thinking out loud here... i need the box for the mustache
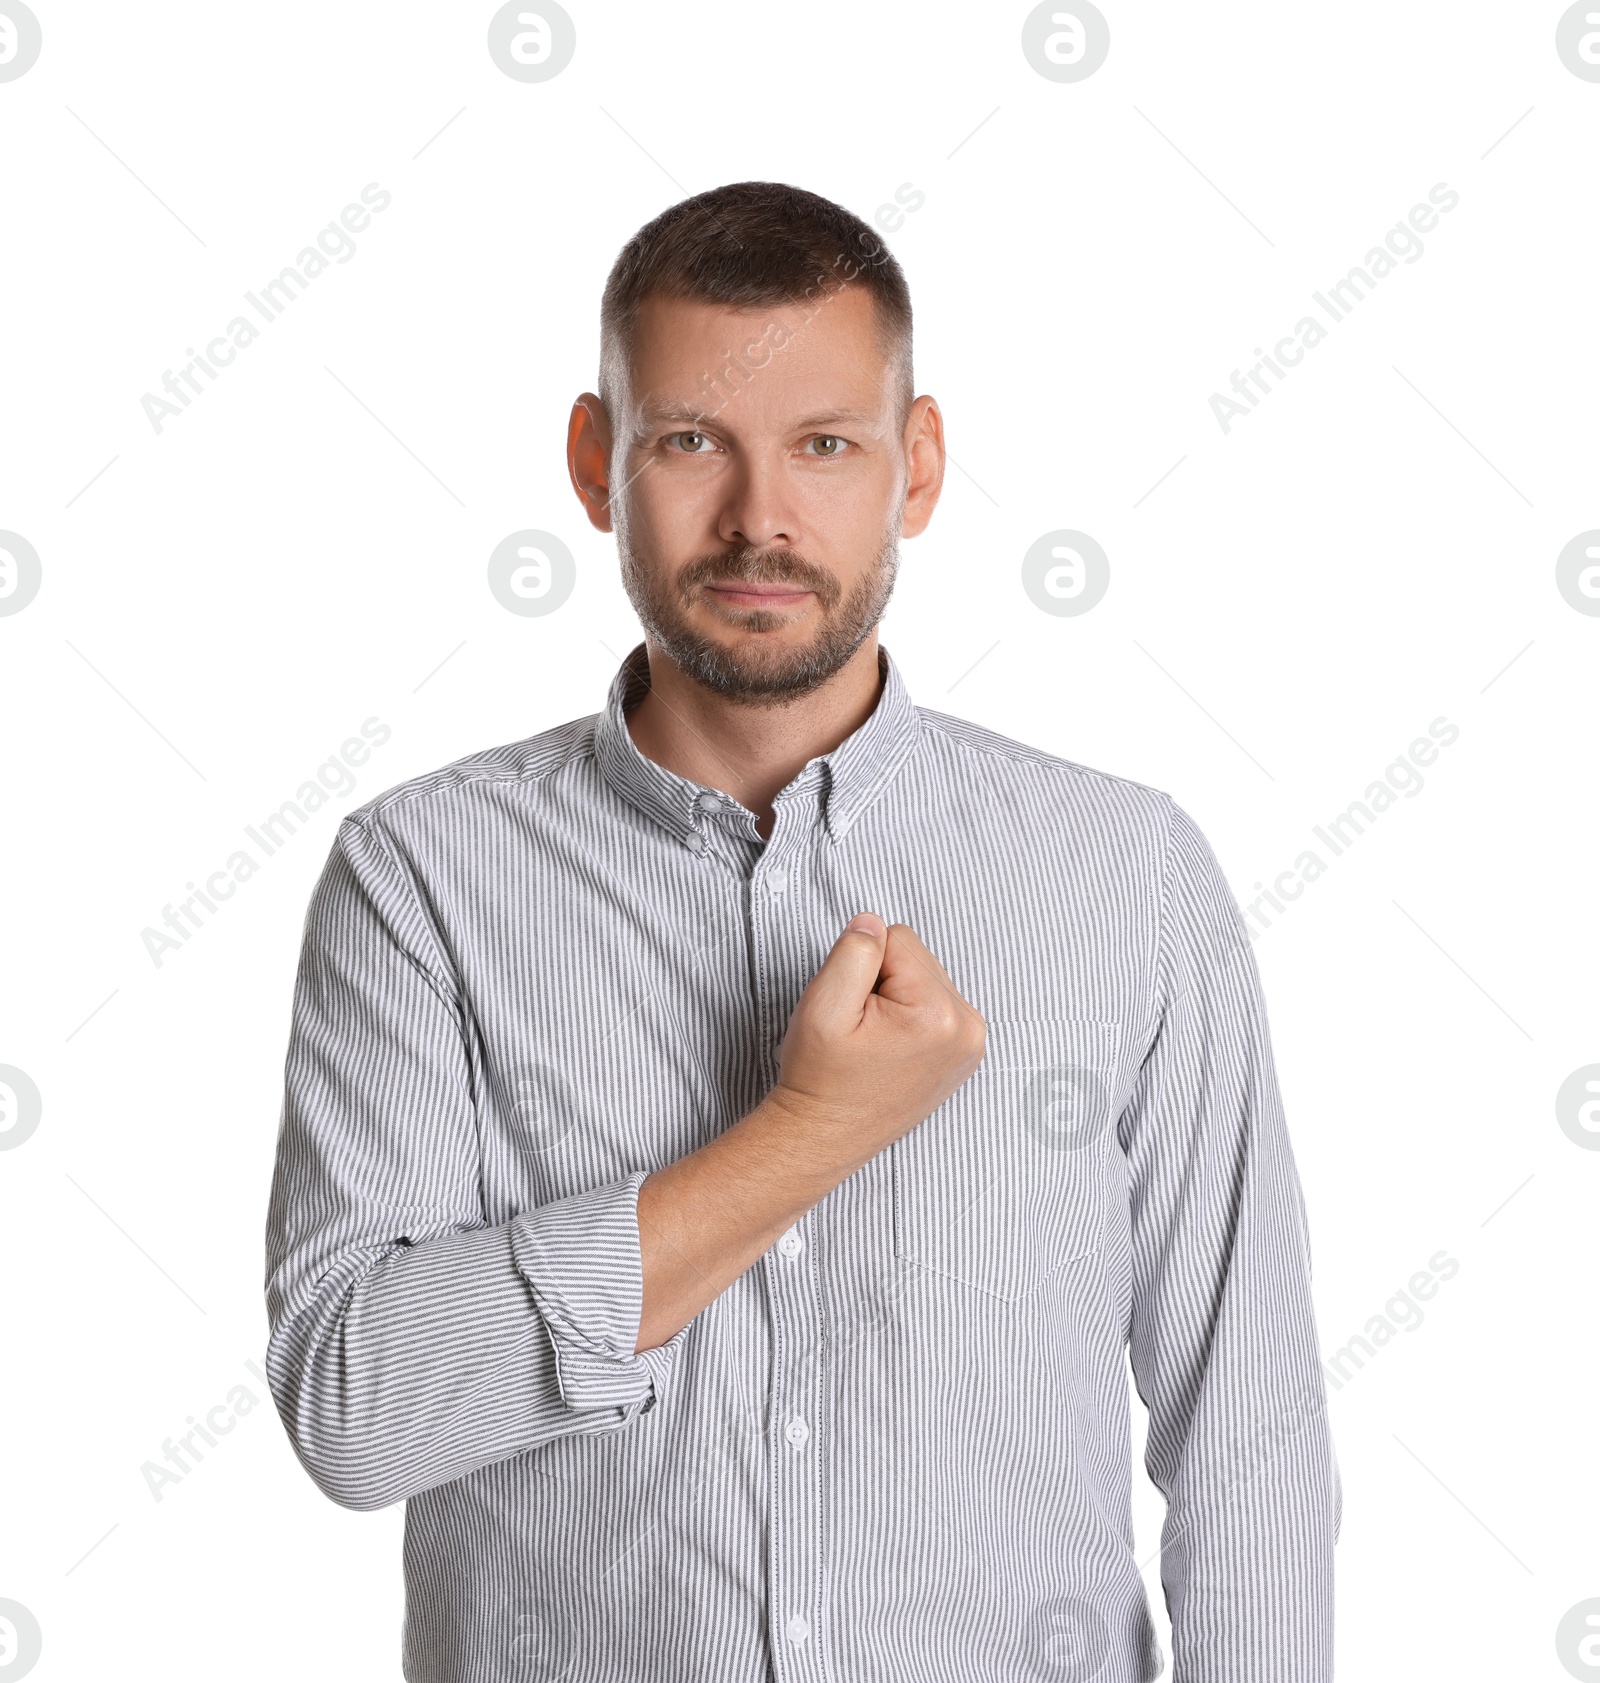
[680,547,838,601]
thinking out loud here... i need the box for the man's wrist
[747,1084,877,1190]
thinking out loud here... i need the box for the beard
[615,508,901,707]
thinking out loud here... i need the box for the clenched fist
[767,912,988,1174]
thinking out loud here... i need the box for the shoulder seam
[1149,792,1179,1025]
[345,716,597,828]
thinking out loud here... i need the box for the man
[264,180,1339,1682]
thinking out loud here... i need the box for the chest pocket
[890,1017,1121,1302]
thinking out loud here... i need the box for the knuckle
[929,999,965,1042]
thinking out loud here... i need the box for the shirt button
[784,1416,810,1448]
[695,791,721,813]
[785,1614,809,1645]
[777,1230,803,1259]
[767,868,788,896]
[684,829,705,852]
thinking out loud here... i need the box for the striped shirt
[263,637,1340,1683]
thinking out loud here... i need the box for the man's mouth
[703,581,814,608]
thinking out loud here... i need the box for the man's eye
[806,435,848,457]
[668,431,712,453]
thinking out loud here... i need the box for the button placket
[755,801,829,1681]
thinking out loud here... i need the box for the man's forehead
[623,289,895,418]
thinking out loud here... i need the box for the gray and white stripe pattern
[263,637,1340,1682]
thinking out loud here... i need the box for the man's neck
[624,636,885,841]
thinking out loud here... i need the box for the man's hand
[766,912,988,1171]
[635,912,985,1352]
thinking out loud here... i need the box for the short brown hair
[599,180,914,428]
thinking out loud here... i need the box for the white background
[2,2,1597,1678]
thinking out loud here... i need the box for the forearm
[635,1088,868,1352]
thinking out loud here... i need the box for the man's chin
[658,621,853,704]
[699,609,810,640]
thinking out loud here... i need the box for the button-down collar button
[784,1614,809,1645]
[695,791,721,813]
[684,829,706,853]
[777,1230,803,1259]
[784,1416,810,1448]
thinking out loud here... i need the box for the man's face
[578,285,938,705]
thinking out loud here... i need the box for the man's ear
[900,395,945,540]
[567,393,614,534]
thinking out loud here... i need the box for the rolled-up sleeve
[263,814,689,1513]
[510,1175,687,1413]
[1118,798,1341,1682]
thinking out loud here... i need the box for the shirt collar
[592,639,922,848]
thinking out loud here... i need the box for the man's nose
[716,460,798,553]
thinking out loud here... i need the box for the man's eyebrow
[635,403,715,427]
[788,409,878,430]
[633,404,880,430]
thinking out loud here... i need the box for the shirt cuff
[509,1169,689,1420]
